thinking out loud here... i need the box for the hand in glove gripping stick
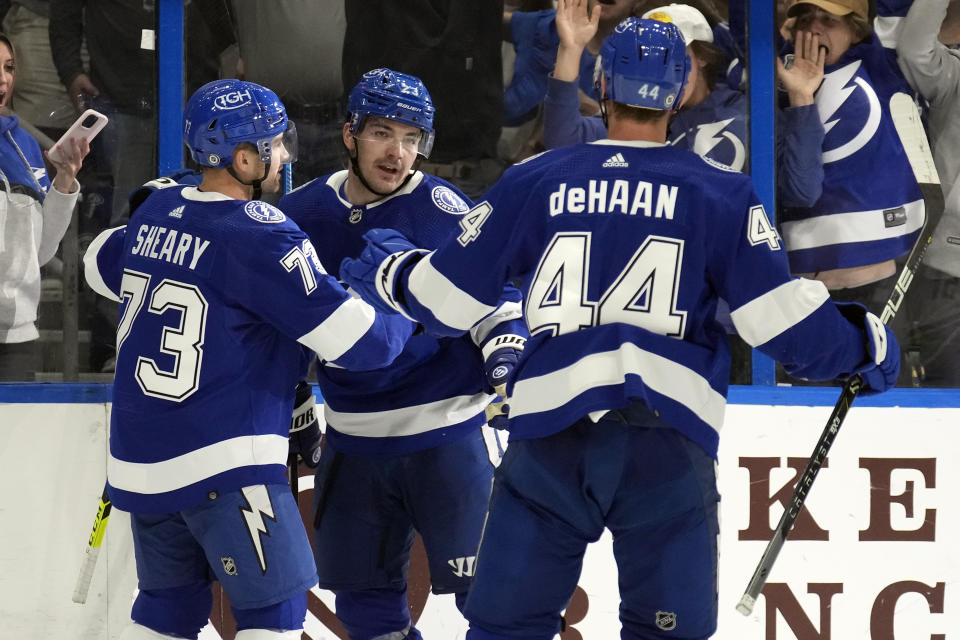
[483,346,522,430]
[289,381,323,467]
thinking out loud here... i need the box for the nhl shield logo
[655,611,676,631]
[221,557,238,576]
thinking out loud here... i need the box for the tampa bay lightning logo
[815,60,881,164]
[690,118,746,172]
[431,186,469,214]
[244,200,286,223]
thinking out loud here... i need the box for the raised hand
[776,30,826,106]
[554,0,601,82]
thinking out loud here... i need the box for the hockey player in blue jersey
[340,20,901,640]
[276,68,528,640]
[544,0,749,171]
[82,79,415,640]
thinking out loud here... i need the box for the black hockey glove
[289,381,322,467]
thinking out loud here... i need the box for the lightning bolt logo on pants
[240,485,276,574]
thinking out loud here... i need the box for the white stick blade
[72,546,100,604]
[889,92,940,186]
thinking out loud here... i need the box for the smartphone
[47,109,108,162]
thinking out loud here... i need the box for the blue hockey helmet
[183,79,297,168]
[346,68,436,158]
[594,17,691,111]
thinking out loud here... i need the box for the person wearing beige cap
[776,0,925,385]
[781,0,871,65]
[543,0,747,171]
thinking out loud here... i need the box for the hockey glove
[339,228,426,316]
[836,302,900,395]
[483,346,522,430]
[289,381,323,468]
[485,394,510,431]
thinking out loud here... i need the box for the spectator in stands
[49,0,155,227]
[543,1,747,171]
[504,0,636,128]
[776,0,924,309]
[0,32,90,380]
[3,1,73,137]
[230,0,346,189]
[895,0,960,386]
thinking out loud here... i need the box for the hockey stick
[736,92,944,616]
[288,451,300,499]
[72,485,113,604]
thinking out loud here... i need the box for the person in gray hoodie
[896,0,960,386]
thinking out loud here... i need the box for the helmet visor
[354,119,434,159]
[258,120,299,165]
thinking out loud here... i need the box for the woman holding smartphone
[0,32,91,380]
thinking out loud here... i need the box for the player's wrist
[374,249,428,318]
[481,334,526,361]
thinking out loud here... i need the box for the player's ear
[232,145,255,173]
[342,123,355,152]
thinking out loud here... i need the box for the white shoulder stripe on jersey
[298,297,376,363]
[82,226,125,302]
[510,341,726,434]
[470,300,523,345]
[730,278,830,347]
[780,198,924,251]
[324,392,492,437]
[408,255,498,332]
[108,434,288,495]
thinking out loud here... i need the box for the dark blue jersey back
[397,141,871,457]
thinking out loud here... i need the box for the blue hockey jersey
[83,186,414,512]
[779,37,924,273]
[667,84,748,172]
[278,171,527,455]
[381,141,874,458]
[542,75,748,172]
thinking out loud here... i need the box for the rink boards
[1,385,958,639]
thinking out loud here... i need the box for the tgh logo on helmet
[214,89,253,111]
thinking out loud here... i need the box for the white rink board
[2,400,958,639]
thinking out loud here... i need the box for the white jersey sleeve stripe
[82,226,123,302]
[510,341,726,434]
[298,297,376,362]
[780,198,924,250]
[108,434,288,495]
[730,278,831,347]
[324,392,493,437]
[470,301,523,345]
[408,255,498,331]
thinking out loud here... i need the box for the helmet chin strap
[348,138,417,200]
[227,163,269,201]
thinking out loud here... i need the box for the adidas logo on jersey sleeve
[602,153,629,168]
